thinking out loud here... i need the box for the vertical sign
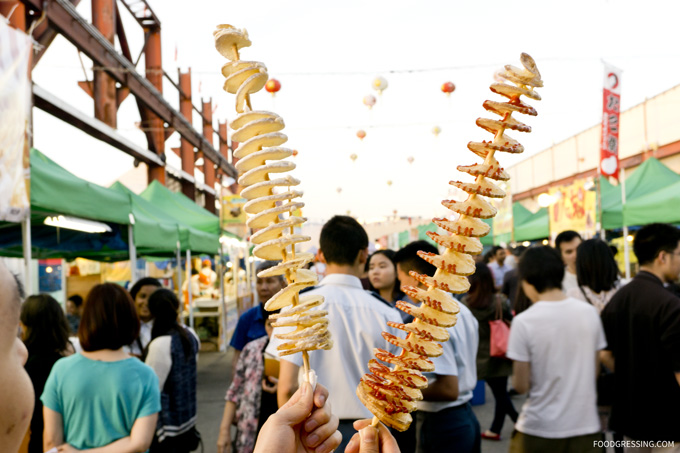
[600,64,622,181]
[0,20,32,221]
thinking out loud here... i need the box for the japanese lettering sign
[600,64,622,181]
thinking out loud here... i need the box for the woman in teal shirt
[42,283,161,452]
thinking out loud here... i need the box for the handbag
[489,294,511,358]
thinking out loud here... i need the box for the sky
[31,0,680,224]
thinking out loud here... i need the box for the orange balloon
[266,78,281,94]
[356,130,366,140]
[441,81,455,94]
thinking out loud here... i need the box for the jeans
[486,376,519,434]
[418,402,481,453]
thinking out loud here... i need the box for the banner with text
[0,21,32,221]
[600,64,622,181]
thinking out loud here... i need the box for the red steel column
[179,69,195,200]
[92,0,117,127]
[145,26,166,185]
[0,2,26,29]
[218,121,230,161]
[219,121,240,194]
[202,99,216,213]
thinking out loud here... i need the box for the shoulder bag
[489,294,511,358]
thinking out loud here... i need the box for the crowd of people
[2,218,680,453]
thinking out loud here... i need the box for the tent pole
[176,242,184,324]
[187,250,194,330]
[128,224,137,284]
[219,243,226,352]
[22,216,32,296]
[621,168,631,279]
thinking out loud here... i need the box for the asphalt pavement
[195,350,525,453]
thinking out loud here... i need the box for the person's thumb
[276,382,313,425]
[358,426,380,453]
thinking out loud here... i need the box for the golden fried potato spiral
[357,53,542,432]
[214,25,332,369]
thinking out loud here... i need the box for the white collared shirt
[266,273,402,419]
[418,303,479,412]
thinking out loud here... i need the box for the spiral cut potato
[357,53,542,432]
[214,25,332,368]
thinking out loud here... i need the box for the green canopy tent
[110,183,218,255]
[140,180,220,236]
[514,206,549,242]
[623,178,680,227]
[0,149,133,260]
[481,217,494,246]
[601,158,680,230]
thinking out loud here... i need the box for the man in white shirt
[417,303,480,453]
[267,215,402,452]
[488,246,511,291]
[396,240,481,453]
[507,246,605,453]
[554,230,582,294]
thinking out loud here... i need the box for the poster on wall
[549,179,597,238]
[0,20,32,222]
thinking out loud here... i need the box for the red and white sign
[600,64,622,181]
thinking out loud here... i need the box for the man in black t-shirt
[601,223,680,443]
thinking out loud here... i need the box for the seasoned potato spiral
[357,53,543,432]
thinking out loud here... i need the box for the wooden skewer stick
[232,44,253,111]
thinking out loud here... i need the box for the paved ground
[195,350,526,452]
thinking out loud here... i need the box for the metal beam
[33,83,219,196]
[33,83,164,166]
[20,0,236,179]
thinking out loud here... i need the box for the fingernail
[305,419,319,432]
[360,427,376,443]
[307,433,319,446]
[318,393,326,406]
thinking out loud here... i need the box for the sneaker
[481,431,501,441]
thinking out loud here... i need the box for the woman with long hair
[42,283,160,452]
[145,289,200,453]
[217,312,279,453]
[567,238,623,313]
[462,262,518,441]
[367,250,405,304]
[20,294,73,453]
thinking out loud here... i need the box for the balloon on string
[356,129,366,140]
[407,156,414,164]
[432,126,441,136]
[350,153,358,162]
[363,95,376,109]
[336,187,342,194]
[292,149,299,157]
[372,76,388,94]
[387,180,393,187]
[441,81,455,96]
[265,78,281,95]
